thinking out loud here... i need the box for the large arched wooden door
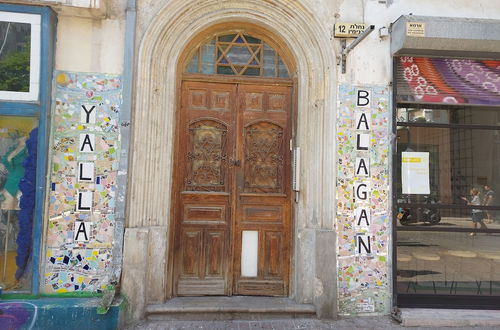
[171,31,293,296]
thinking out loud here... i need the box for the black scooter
[397,195,441,226]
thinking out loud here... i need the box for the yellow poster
[401,151,430,194]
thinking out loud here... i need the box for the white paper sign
[356,89,371,108]
[355,157,370,177]
[401,152,430,194]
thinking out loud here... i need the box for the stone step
[145,296,317,321]
[399,308,500,327]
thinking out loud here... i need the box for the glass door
[394,105,500,308]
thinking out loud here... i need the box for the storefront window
[0,11,41,101]
[396,105,500,305]
[0,116,38,291]
[0,4,54,294]
[394,56,500,308]
[397,231,500,296]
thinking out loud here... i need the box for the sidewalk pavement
[124,316,500,329]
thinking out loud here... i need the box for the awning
[391,15,500,60]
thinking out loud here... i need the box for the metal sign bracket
[341,25,375,74]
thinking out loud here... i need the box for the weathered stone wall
[126,0,337,319]
[121,0,500,321]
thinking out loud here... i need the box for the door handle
[229,158,241,167]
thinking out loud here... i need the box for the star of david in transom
[216,32,263,75]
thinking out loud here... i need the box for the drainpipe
[113,0,136,290]
[341,25,375,74]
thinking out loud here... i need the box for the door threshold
[145,296,316,320]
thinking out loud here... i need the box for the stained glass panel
[263,44,276,77]
[201,39,215,75]
[184,32,290,78]
[219,34,236,42]
[186,50,198,73]
[245,35,261,43]
[217,66,233,75]
[278,58,289,78]
[244,68,260,76]
[225,46,253,66]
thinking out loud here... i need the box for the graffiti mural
[0,302,37,330]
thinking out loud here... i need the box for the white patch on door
[241,230,258,277]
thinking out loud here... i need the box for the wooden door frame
[166,23,298,299]
[126,4,338,317]
[166,73,297,298]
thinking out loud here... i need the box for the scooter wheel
[428,213,441,224]
[399,216,411,226]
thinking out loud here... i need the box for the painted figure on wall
[0,120,37,291]
[0,135,28,209]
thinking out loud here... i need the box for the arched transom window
[185,32,290,78]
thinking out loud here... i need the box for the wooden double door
[171,80,293,296]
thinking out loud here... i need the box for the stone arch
[124,0,337,320]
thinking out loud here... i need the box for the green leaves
[0,38,30,92]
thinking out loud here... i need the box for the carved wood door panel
[172,81,292,297]
[173,81,236,296]
[233,84,292,296]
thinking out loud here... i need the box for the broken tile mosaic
[44,72,122,293]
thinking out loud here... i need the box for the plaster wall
[336,0,500,86]
[1,0,109,17]
[54,0,125,74]
[132,0,500,99]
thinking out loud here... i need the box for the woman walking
[461,188,488,236]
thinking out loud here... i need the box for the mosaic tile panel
[43,72,122,293]
[336,85,391,315]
